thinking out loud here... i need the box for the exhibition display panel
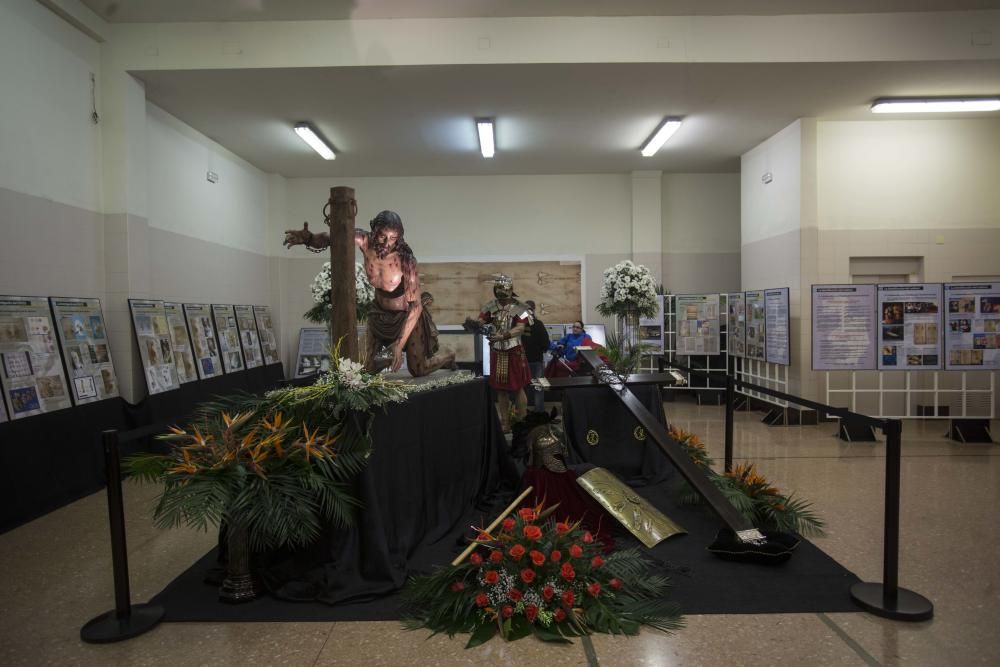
[50,297,119,405]
[727,292,746,358]
[876,284,943,370]
[234,305,264,369]
[675,294,720,355]
[744,290,766,362]
[164,302,198,384]
[183,303,225,379]
[811,285,877,371]
[129,299,181,394]
[764,288,790,366]
[295,327,331,378]
[0,295,73,419]
[944,282,1000,370]
[212,304,245,374]
[253,305,281,365]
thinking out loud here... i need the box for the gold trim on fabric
[586,429,599,446]
[633,426,646,441]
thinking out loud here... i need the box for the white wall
[741,120,802,247]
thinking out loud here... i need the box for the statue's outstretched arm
[283,221,330,252]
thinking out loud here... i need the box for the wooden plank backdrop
[418,261,582,325]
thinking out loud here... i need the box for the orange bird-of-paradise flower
[261,412,284,433]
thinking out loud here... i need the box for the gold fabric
[576,467,686,548]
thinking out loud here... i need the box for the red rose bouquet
[402,504,682,647]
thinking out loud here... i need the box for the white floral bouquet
[305,261,376,323]
[596,260,658,318]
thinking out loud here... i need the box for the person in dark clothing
[521,300,550,412]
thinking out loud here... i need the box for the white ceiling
[83,0,1000,22]
[135,60,1000,178]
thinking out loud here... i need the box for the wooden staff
[451,486,534,566]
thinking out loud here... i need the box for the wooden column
[327,186,358,361]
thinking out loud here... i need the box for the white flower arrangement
[306,262,376,323]
[596,260,658,318]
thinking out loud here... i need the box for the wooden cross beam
[538,349,765,544]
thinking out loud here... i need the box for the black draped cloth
[257,379,518,604]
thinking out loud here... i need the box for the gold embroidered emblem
[586,429,599,446]
[634,426,647,441]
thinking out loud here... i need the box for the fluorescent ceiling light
[477,119,495,158]
[640,117,683,157]
[294,122,336,160]
[871,98,1000,114]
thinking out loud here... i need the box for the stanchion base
[850,582,933,621]
[80,603,164,643]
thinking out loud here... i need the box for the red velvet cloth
[520,467,615,548]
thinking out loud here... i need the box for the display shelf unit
[825,370,995,420]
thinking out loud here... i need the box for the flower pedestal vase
[219,525,258,604]
[615,312,641,357]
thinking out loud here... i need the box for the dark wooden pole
[328,186,358,361]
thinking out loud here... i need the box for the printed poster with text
[295,327,331,378]
[638,294,665,353]
[764,288,790,366]
[944,282,1000,370]
[234,305,264,369]
[0,295,72,419]
[50,297,120,404]
[129,299,181,394]
[212,304,245,374]
[811,285,876,371]
[183,303,224,379]
[163,302,198,384]
[727,293,747,358]
[744,290,766,362]
[876,284,943,370]
[675,294,720,355]
[253,305,281,366]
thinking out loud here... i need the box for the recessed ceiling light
[640,117,683,157]
[871,98,1000,114]
[477,118,495,159]
[294,122,336,160]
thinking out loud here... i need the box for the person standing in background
[521,300,550,412]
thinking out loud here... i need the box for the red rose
[525,603,539,623]
[490,550,503,564]
[501,604,514,618]
[550,550,562,562]
[469,553,482,565]
[518,508,536,522]
[450,581,465,592]
[560,562,576,582]
[556,522,571,534]
[502,518,516,532]
[477,532,490,542]
[523,525,543,541]
[569,544,583,559]
[582,531,594,544]
[484,570,499,585]
[529,550,546,566]
[509,544,526,561]
[542,585,555,601]
[609,577,623,591]
[561,589,575,606]
[591,556,604,569]
[475,592,489,607]
[509,588,523,602]
[521,568,536,584]
[554,607,567,622]
[587,582,602,597]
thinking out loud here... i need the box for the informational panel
[582,323,607,347]
[811,285,877,371]
[183,303,224,379]
[0,391,7,423]
[0,296,72,419]
[744,290,766,362]
[437,326,480,364]
[764,288,791,366]
[638,294,665,353]
[253,305,281,366]
[234,305,264,369]
[944,282,1000,370]
[50,297,119,404]
[545,324,569,342]
[675,294,720,355]
[727,292,747,358]
[876,284,943,370]
[128,299,180,394]
[212,304,245,374]
[295,327,331,378]
[163,302,198,384]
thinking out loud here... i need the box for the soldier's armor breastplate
[488,302,521,351]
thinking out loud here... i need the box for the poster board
[128,299,181,394]
[944,282,1000,370]
[638,295,665,353]
[0,295,73,419]
[295,327,331,378]
[212,304,245,374]
[764,288,791,366]
[234,305,264,369]
[675,294,720,355]
[811,284,877,371]
[163,302,198,384]
[744,290,766,362]
[183,303,224,379]
[0,390,7,422]
[50,297,119,404]
[437,325,480,364]
[727,292,747,358]
[876,284,943,370]
[253,305,281,366]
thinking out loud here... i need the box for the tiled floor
[1,401,997,666]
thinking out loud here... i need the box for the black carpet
[150,479,862,622]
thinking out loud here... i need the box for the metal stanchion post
[849,419,933,621]
[724,374,735,473]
